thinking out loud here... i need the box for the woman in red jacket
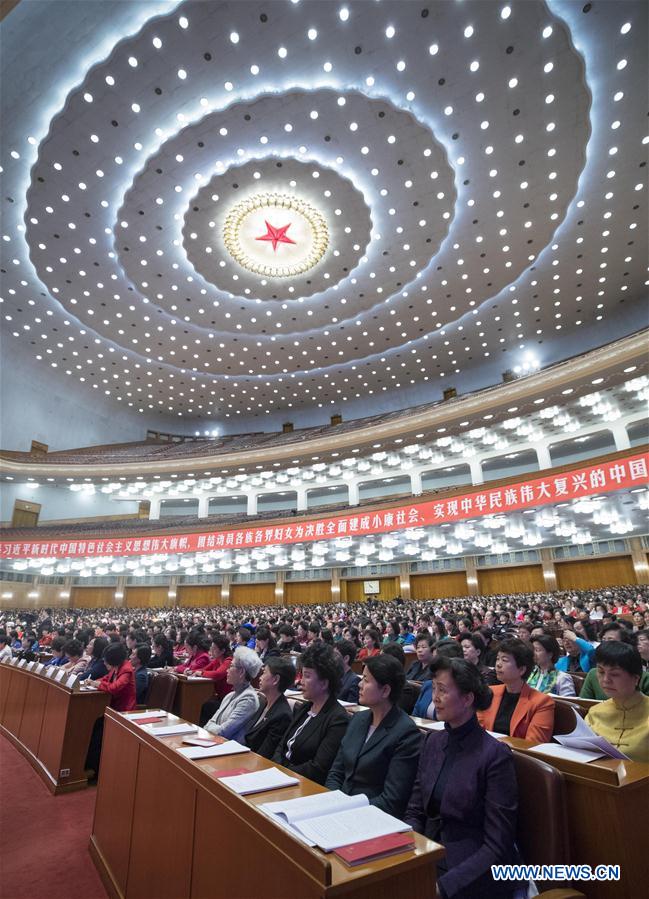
[174,632,210,674]
[357,628,382,661]
[85,642,136,778]
[197,634,234,725]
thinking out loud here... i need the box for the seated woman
[477,639,554,743]
[61,638,89,677]
[204,647,262,743]
[245,656,295,758]
[174,632,210,674]
[405,634,435,682]
[336,639,361,704]
[460,633,498,686]
[43,636,68,667]
[556,630,595,674]
[585,642,649,762]
[198,634,234,726]
[357,628,382,661]
[255,625,280,663]
[78,637,108,681]
[326,654,421,817]
[85,643,137,776]
[273,643,349,784]
[412,641,463,719]
[527,635,576,696]
[405,658,520,899]
[148,634,175,669]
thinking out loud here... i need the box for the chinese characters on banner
[1,452,647,561]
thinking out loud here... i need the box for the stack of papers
[145,722,198,737]
[177,740,252,760]
[552,714,630,760]
[217,767,299,795]
[124,710,167,722]
[260,791,411,851]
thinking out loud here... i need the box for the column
[149,497,161,520]
[246,493,258,516]
[465,556,479,596]
[611,423,631,452]
[348,481,360,506]
[535,443,552,471]
[399,563,411,601]
[540,548,557,592]
[167,576,179,607]
[410,470,423,496]
[469,458,483,486]
[114,576,127,606]
[331,567,341,603]
[197,496,210,519]
[60,576,73,607]
[296,488,308,512]
[275,571,285,607]
[628,537,649,585]
[221,574,231,606]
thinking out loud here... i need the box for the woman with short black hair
[326,654,421,816]
[405,658,520,899]
[586,642,649,762]
[174,632,210,674]
[149,634,174,669]
[245,656,295,759]
[272,643,349,784]
[527,635,576,696]
[477,639,554,743]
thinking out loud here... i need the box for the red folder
[134,715,170,725]
[333,831,415,866]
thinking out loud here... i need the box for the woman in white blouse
[204,646,262,743]
[527,635,576,696]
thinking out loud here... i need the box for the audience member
[204,647,262,742]
[245,656,294,759]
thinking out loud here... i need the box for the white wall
[0,482,139,523]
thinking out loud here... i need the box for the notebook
[217,767,299,795]
[553,714,630,760]
[145,723,198,737]
[260,791,412,852]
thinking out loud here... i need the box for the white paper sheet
[144,723,198,736]
[177,740,252,760]
[219,767,299,795]
[295,805,411,852]
[261,790,368,824]
[554,715,630,760]
[529,742,605,764]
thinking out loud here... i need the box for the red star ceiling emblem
[255,220,296,252]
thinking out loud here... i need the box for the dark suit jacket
[404,722,518,899]
[325,705,421,817]
[272,694,349,784]
[244,695,292,759]
[337,668,360,703]
[405,660,432,682]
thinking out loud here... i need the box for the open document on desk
[260,790,412,852]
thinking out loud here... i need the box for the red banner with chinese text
[1,452,647,560]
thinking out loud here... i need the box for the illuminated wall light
[114,591,124,599]
[27,591,40,598]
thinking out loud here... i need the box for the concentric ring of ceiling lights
[8,0,645,421]
[222,192,329,279]
[182,156,372,300]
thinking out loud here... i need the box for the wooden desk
[90,709,444,899]
[508,738,649,899]
[0,661,109,792]
[172,674,215,724]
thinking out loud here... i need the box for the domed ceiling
[1,0,647,424]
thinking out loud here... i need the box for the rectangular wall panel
[285,581,331,605]
[556,556,636,590]
[478,564,545,596]
[410,571,468,600]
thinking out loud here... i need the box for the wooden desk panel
[3,665,28,736]
[172,676,214,724]
[0,663,109,793]
[18,674,47,756]
[127,742,196,899]
[91,718,140,898]
[91,710,443,899]
[0,661,12,724]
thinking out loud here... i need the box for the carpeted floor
[0,735,108,899]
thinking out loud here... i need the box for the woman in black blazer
[272,643,349,784]
[326,654,421,817]
[245,656,295,759]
